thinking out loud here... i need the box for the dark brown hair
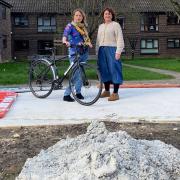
[102,8,116,21]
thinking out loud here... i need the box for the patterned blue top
[63,23,87,56]
[63,23,84,45]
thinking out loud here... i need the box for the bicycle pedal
[53,84,63,90]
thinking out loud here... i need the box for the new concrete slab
[0,88,180,127]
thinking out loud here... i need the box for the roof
[108,0,180,13]
[4,0,180,13]
[5,0,66,13]
[133,0,180,12]
[0,0,12,8]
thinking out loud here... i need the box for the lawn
[0,60,174,85]
[0,62,29,85]
[123,66,172,81]
[123,58,180,72]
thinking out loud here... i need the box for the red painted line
[98,83,180,89]
[99,83,180,89]
[0,91,18,118]
[120,84,180,88]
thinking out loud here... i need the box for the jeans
[64,50,88,96]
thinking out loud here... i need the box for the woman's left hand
[115,53,121,60]
[89,43,93,48]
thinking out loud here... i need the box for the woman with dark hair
[62,8,92,102]
[96,7,124,101]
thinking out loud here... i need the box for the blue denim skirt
[97,46,123,84]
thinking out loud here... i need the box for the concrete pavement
[0,87,180,127]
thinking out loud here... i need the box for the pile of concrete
[16,122,180,180]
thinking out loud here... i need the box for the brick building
[0,0,12,62]
[5,0,180,59]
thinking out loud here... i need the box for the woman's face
[104,10,112,23]
[73,11,83,23]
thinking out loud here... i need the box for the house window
[141,39,159,54]
[14,16,28,27]
[167,39,180,48]
[117,17,125,29]
[2,5,6,19]
[167,13,180,25]
[14,40,29,51]
[3,35,7,49]
[141,14,159,32]
[38,17,56,32]
[38,40,53,55]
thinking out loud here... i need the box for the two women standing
[62,7,124,102]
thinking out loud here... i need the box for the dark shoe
[63,95,75,102]
[76,93,84,99]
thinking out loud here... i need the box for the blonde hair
[72,8,88,27]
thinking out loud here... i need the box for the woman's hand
[78,42,84,46]
[115,53,121,60]
[88,43,93,48]
[62,37,70,47]
[64,41,70,47]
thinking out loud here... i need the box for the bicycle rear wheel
[29,59,55,98]
[69,63,102,106]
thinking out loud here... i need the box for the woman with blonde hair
[96,7,124,101]
[62,8,92,102]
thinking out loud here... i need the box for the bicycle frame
[45,46,84,88]
[29,45,89,91]
[54,57,82,85]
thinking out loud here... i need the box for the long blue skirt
[97,46,123,84]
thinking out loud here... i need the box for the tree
[61,0,137,58]
[65,0,133,38]
[67,0,108,38]
[170,0,180,16]
[127,35,138,60]
[54,0,109,53]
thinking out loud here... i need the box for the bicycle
[29,45,103,106]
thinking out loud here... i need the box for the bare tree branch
[170,0,180,16]
[64,0,111,38]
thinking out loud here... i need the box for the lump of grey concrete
[16,121,180,180]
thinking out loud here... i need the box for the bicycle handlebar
[43,44,89,59]
[44,44,88,52]
[69,44,88,48]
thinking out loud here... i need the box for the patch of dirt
[0,122,180,180]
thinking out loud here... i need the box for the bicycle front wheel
[69,63,102,106]
[29,59,55,98]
